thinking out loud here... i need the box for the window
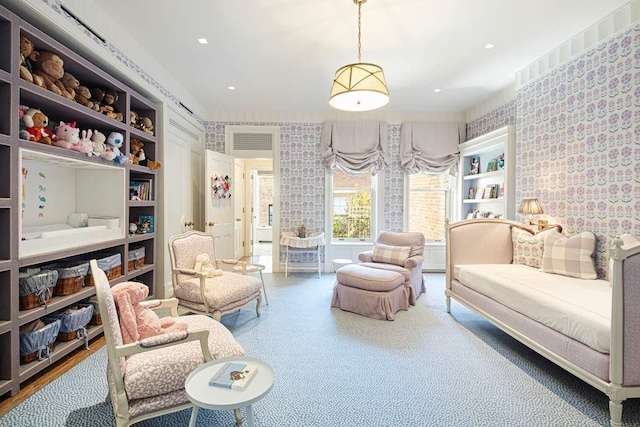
[331,169,376,241]
[406,173,451,241]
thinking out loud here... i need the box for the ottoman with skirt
[331,264,409,320]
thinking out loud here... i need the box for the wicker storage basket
[19,318,61,364]
[86,297,101,325]
[128,247,145,270]
[18,268,59,310]
[45,261,90,296]
[45,305,94,344]
[85,253,122,285]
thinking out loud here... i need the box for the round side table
[185,356,275,427]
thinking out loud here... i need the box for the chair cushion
[124,314,245,400]
[372,243,411,266]
[175,272,262,308]
[337,265,404,291]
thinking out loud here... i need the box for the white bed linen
[22,224,73,240]
[454,264,611,353]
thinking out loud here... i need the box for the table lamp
[517,198,544,226]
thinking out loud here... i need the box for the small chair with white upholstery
[90,260,246,427]
[169,231,262,321]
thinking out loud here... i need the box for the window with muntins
[331,169,376,241]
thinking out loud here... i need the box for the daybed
[446,218,640,426]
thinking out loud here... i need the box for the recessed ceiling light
[434,88,441,93]
[198,38,208,44]
[484,43,495,49]
[228,86,236,90]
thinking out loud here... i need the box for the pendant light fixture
[329,0,389,112]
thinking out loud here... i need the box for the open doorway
[241,159,273,271]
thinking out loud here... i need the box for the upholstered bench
[331,264,409,320]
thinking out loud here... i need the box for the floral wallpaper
[466,100,517,141]
[516,25,640,279]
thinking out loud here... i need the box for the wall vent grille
[232,132,273,151]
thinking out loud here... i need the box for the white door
[205,150,235,260]
[161,107,203,297]
[234,159,246,259]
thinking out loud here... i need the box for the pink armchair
[358,231,425,304]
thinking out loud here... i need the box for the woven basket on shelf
[53,276,84,296]
[20,344,54,364]
[85,265,121,286]
[85,253,122,285]
[128,247,146,271]
[19,287,54,310]
[90,313,102,326]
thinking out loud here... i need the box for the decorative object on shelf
[329,0,389,112]
[469,156,480,175]
[468,186,476,200]
[518,197,544,226]
[59,72,80,101]
[129,223,138,234]
[73,129,94,156]
[130,139,162,170]
[31,50,75,100]
[130,179,152,201]
[104,131,128,164]
[90,130,107,158]
[139,116,154,135]
[486,158,497,172]
[100,89,124,122]
[137,215,154,233]
[211,173,231,199]
[74,85,96,110]
[497,153,505,169]
[19,34,43,86]
[23,108,54,144]
[298,225,307,238]
[53,121,80,150]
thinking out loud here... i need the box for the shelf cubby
[0,11,11,74]
[0,270,10,322]
[0,81,11,137]
[0,208,9,261]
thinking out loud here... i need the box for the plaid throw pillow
[372,243,411,267]
[541,231,597,279]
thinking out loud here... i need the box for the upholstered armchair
[168,231,262,321]
[90,260,246,427]
[358,231,425,304]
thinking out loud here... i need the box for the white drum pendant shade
[329,62,389,112]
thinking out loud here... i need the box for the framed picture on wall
[469,156,480,175]
[468,186,476,200]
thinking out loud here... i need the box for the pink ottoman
[331,264,409,320]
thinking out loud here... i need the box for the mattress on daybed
[454,264,611,353]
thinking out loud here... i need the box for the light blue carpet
[2,273,640,426]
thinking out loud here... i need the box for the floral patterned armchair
[90,260,245,427]
[168,231,262,321]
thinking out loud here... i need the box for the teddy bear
[59,72,80,100]
[90,130,107,158]
[22,108,54,144]
[19,35,44,87]
[30,51,75,100]
[139,116,154,135]
[104,131,128,164]
[54,121,80,149]
[74,85,97,110]
[194,253,223,278]
[111,281,188,345]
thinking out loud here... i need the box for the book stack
[209,362,258,391]
[129,179,153,201]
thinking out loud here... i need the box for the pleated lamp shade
[329,62,390,112]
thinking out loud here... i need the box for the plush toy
[90,87,105,111]
[90,130,107,158]
[30,51,75,100]
[19,35,44,87]
[137,149,162,170]
[23,108,54,144]
[129,110,140,129]
[194,253,223,278]
[104,131,128,164]
[111,281,188,345]
[74,86,96,110]
[129,138,162,170]
[59,72,79,100]
[72,129,94,156]
[99,89,124,122]
[54,121,80,149]
[139,116,154,135]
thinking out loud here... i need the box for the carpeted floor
[2,272,640,426]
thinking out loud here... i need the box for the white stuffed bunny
[194,253,223,278]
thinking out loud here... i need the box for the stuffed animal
[194,253,223,278]
[139,116,154,135]
[90,87,105,111]
[19,35,44,87]
[23,108,54,144]
[74,86,96,110]
[104,131,128,164]
[129,110,140,128]
[54,121,80,149]
[30,51,75,100]
[59,72,79,100]
[130,138,162,170]
[136,148,162,170]
[72,129,94,156]
[111,281,188,345]
[100,89,123,122]
[90,130,107,158]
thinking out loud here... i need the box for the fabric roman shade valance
[322,121,389,175]
[399,122,466,174]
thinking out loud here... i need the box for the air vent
[232,133,273,152]
[168,118,200,140]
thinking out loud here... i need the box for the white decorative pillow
[541,231,597,279]
[372,243,411,266]
[511,227,546,268]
